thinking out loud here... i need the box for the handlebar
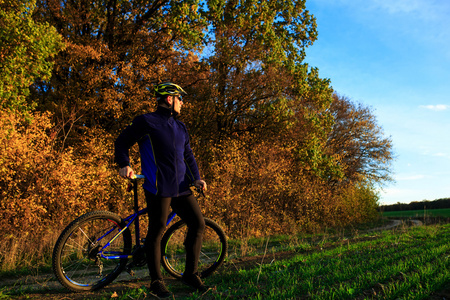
[126,175,145,193]
[193,185,205,198]
[128,174,205,197]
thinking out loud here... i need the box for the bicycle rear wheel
[161,218,227,279]
[52,211,132,291]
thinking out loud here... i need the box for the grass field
[108,222,450,299]
[382,208,450,218]
[2,221,449,299]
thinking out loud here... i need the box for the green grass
[382,208,450,218]
[2,222,449,299]
[205,224,450,299]
[125,223,448,299]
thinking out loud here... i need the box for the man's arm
[114,116,145,178]
[183,127,207,191]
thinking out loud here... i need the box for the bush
[196,135,380,238]
[0,109,129,270]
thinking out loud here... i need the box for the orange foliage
[192,131,380,238]
[0,109,132,270]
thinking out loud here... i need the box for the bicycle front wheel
[52,211,132,291]
[161,218,227,279]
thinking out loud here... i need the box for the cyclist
[114,82,208,298]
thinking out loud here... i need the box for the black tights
[144,190,205,281]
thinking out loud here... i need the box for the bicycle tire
[161,218,227,279]
[52,211,132,291]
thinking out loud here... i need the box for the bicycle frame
[97,175,177,260]
[52,174,226,292]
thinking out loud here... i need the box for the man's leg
[171,194,206,276]
[144,191,171,282]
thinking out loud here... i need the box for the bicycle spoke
[53,211,131,291]
[78,227,94,245]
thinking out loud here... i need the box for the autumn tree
[176,0,357,233]
[187,0,318,143]
[183,0,334,176]
[31,0,206,144]
[327,94,394,185]
[0,0,64,113]
[0,0,106,271]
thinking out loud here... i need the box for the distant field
[382,208,450,218]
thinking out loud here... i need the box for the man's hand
[194,180,207,192]
[119,166,135,179]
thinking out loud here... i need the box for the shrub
[0,109,129,270]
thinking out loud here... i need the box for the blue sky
[303,0,450,205]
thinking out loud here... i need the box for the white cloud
[433,152,450,159]
[396,174,425,181]
[371,0,423,15]
[367,0,450,21]
[419,104,450,111]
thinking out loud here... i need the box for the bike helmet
[154,82,187,97]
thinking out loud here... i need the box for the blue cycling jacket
[114,107,201,197]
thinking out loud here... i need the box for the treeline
[1,0,394,270]
[380,198,450,212]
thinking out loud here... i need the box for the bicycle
[52,175,227,292]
